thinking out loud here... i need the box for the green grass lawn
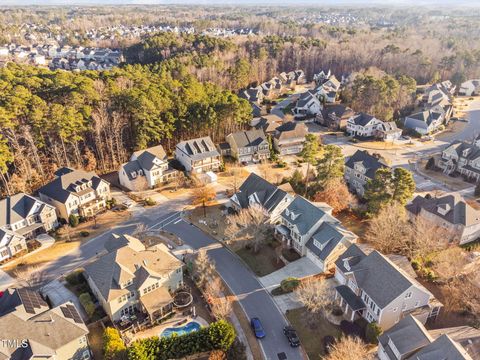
[236,245,284,277]
[286,307,342,359]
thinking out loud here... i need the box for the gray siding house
[225,129,270,163]
[273,122,308,155]
[344,150,389,196]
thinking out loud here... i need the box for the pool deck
[130,315,209,342]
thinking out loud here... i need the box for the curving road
[437,99,480,143]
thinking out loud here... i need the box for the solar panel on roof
[61,304,83,324]
[17,288,47,314]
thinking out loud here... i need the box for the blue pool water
[161,321,202,337]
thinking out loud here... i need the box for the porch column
[350,310,355,322]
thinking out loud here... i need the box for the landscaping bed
[282,248,301,262]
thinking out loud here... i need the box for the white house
[404,109,445,135]
[293,90,322,119]
[346,113,384,138]
[119,145,178,191]
[459,79,480,96]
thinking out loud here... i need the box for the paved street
[163,219,303,360]
[437,99,480,143]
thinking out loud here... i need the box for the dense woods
[0,60,251,195]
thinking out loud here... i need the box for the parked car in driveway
[283,326,300,347]
[250,317,266,339]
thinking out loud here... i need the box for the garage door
[306,250,325,272]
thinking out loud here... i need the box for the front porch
[79,199,107,217]
[334,285,366,322]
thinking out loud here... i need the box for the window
[0,250,8,257]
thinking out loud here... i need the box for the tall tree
[316,145,344,186]
[300,133,320,195]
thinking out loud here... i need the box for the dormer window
[131,172,137,179]
[313,239,324,250]
[463,149,470,157]
[343,258,351,271]
[138,169,144,176]
[437,203,451,216]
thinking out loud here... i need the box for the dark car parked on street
[283,326,300,347]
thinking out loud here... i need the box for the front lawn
[236,245,284,277]
[286,307,342,359]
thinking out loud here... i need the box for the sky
[2,0,479,5]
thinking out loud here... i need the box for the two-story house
[377,122,402,141]
[253,114,283,136]
[0,287,90,360]
[316,104,355,130]
[225,129,270,163]
[404,109,445,135]
[378,314,478,360]
[275,196,357,272]
[175,137,221,174]
[38,167,111,220]
[346,113,385,138]
[334,244,442,330]
[344,150,389,196]
[438,136,480,183]
[405,194,480,245]
[273,122,308,155]
[239,87,264,105]
[459,79,480,96]
[84,234,184,324]
[119,145,178,191]
[314,75,341,104]
[293,90,322,120]
[230,173,294,223]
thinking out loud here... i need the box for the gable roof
[176,137,220,161]
[0,193,53,227]
[406,194,480,227]
[38,167,107,203]
[228,129,267,149]
[85,234,183,302]
[305,222,356,261]
[232,173,290,214]
[274,121,308,141]
[350,113,378,127]
[255,114,283,133]
[407,109,444,126]
[345,150,389,179]
[411,335,473,360]
[133,145,167,171]
[281,196,334,236]
[322,104,355,120]
[296,90,318,108]
[378,315,433,359]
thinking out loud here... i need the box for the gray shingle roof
[407,110,443,126]
[281,196,333,236]
[176,137,220,161]
[228,129,267,149]
[274,121,308,141]
[351,113,377,126]
[335,285,366,311]
[345,150,389,179]
[378,315,432,358]
[305,222,353,261]
[406,194,480,227]
[411,335,472,360]
[0,193,50,227]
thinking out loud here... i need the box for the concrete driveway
[259,257,321,291]
[0,270,14,291]
[41,279,88,321]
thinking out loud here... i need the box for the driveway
[0,270,14,291]
[164,219,304,360]
[259,257,321,290]
[41,279,89,321]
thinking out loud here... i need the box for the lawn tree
[193,248,216,290]
[431,247,469,283]
[300,133,321,195]
[192,185,216,217]
[267,135,278,162]
[225,204,270,253]
[132,223,149,241]
[295,278,332,319]
[204,277,233,320]
[314,178,354,214]
[288,169,305,195]
[391,167,416,205]
[316,145,344,186]
[324,336,373,360]
[103,327,126,360]
[407,216,452,261]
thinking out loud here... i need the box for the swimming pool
[161,321,202,338]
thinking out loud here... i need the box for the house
[346,113,384,138]
[273,121,308,155]
[422,81,455,122]
[459,79,480,96]
[438,135,480,183]
[229,173,294,223]
[175,137,221,174]
[38,167,111,220]
[378,314,479,360]
[344,150,389,196]
[314,84,338,104]
[84,234,184,323]
[334,244,442,330]
[254,114,283,136]
[313,69,332,85]
[405,194,480,245]
[225,129,270,163]
[293,90,322,120]
[0,287,90,360]
[404,109,445,135]
[0,229,27,263]
[239,87,264,105]
[279,72,296,89]
[316,104,355,130]
[0,193,58,240]
[119,145,178,191]
[377,122,402,141]
[292,69,307,85]
[275,196,357,272]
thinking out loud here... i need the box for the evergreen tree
[316,145,344,186]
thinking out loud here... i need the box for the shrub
[65,270,84,286]
[68,214,79,228]
[79,292,96,318]
[145,197,156,206]
[280,278,300,293]
[425,157,435,170]
[80,231,90,237]
[365,321,382,344]
[276,160,287,168]
[208,320,236,352]
[103,327,126,360]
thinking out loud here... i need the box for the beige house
[175,137,221,174]
[438,136,480,183]
[273,122,308,155]
[334,244,442,330]
[224,129,270,163]
[84,234,184,324]
[0,287,90,360]
[406,194,480,245]
[38,167,111,220]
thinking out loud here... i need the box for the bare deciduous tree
[295,278,332,317]
[325,336,373,360]
[225,204,270,253]
[14,265,45,287]
[314,178,354,214]
[193,249,216,290]
[431,247,469,282]
[192,185,216,217]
